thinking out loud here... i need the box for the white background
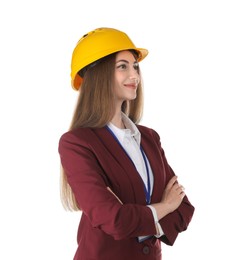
[0,0,242,259]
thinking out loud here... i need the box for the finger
[176,184,185,194]
[180,191,186,199]
[177,184,185,191]
[167,176,178,189]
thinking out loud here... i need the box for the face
[113,50,140,104]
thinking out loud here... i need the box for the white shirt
[107,113,164,241]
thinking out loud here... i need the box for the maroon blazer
[58,125,194,260]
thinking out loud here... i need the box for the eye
[133,62,139,71]
[117,63,127,70]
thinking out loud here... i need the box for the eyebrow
[116,59,129,64]
[116,59,137,64]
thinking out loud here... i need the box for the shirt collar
[122,113,141,144]
[107,112,141,145]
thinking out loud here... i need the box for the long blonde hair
[60,51,144,211]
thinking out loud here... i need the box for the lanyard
[106,125,151,204]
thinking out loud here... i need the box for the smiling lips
[124,83,137,89]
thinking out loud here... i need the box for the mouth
[124,83,137,89]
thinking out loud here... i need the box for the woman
[58,27,194,260]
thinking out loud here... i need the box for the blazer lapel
[93,127,147,204]
[139,127,166,203]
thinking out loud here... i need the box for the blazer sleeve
[58,130,157,240]
[152,130,195,246]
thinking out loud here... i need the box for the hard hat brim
[72,47,148,90]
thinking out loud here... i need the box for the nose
[129,77,139,85]
[129,68,140,84]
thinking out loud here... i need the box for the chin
[127,95,137,101]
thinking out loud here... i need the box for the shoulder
[58,126,110,149]
[59,127,95,147]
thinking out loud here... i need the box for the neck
[110,109,125,129]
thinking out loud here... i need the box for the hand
[161,176,185,213]
[151,176,186,220]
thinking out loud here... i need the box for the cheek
[115,73,125,84]
[114,76,125,90]
[113,81,121,96]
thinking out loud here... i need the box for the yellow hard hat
[71,27,148,90]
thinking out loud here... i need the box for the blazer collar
[94,127,147,204]
[93,126,165,204]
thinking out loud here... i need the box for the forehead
[116,50,137,62]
